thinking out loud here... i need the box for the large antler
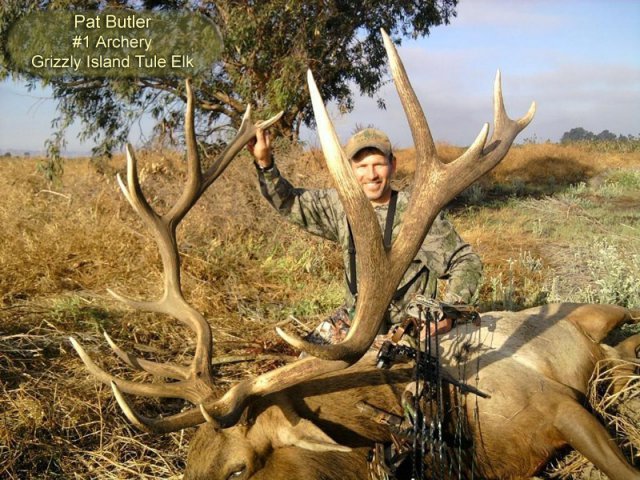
[71,29,535,434]
[70,79,283,423]
[276,29,535,361]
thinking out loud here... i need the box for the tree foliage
[0,0,457,160]
[561,127,635,143]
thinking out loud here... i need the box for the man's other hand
[247,127,272,169]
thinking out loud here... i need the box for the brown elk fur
[184,303,640,480]
[186,400,372,479]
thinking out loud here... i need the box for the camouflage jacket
[257,163,483,326]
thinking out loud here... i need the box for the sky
[0,0,639,155]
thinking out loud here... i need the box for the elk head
[70,28,534,450]
[184,397,365,480]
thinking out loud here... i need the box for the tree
[0,0,457,161]
[560,127,636,145]
[560,127,595,143]
[595,129,616,141]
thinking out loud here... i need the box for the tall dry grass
[0,141,638,478]
[0,145,342,478]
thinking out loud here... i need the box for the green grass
[49,294,112,329]
[453,166,640,312]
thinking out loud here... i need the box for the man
[248,127,482,342]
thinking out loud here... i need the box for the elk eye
[226,465,246,479]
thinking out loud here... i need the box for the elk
[70,30,640,479]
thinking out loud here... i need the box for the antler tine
[165,78,203,228]
[69,336,206,402]
[103,331,189,380]
[493,69,536,136]
[434,70,536,207]
[117,145,159,230]
[381,29,436,162]
[106,287,166,313]
[109,379,211,433]
[305,69,382,242]
[200,107,283,193]
[111,381,153,431]
[276,70,388,361]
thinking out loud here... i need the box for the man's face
[350,150,396,205]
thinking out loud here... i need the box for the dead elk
[183,303,640,480]
[69,30,640,480]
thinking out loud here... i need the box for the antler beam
[277,29,535,361]
[70,79,282,420]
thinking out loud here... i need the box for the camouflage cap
[345,128,392,160]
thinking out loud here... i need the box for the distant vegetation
[560,127,640,153]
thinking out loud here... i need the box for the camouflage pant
[301,306,398,360]
[304,305,352,345]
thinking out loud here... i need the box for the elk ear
[274,416,351,452]
[266,402,351,453]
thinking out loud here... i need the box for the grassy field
[1,141,639,478]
